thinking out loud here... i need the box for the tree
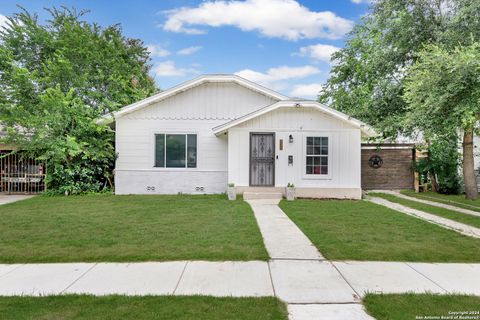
[319,0,480,195]
[320,0,452,137]
[414,135,462,194]
[403,43,480,199]
[0,7,157,194]
[320,0,480,136]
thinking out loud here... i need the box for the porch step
[243,192,283,200]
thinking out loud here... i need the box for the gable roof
[106,74,289,122]
[212,100,377,137]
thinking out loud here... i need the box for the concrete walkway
[246,199,323,260]
[368,196,480,238]
[0,194,35,205]
[0,261,273,297]
[379,190,480,217]
[247,199,371,319]
[1,261,479,297]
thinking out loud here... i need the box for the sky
[0,0,371,99]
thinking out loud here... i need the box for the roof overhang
[212,100,377,138]
[98,74,290,125]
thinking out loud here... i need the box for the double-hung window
[155,134,197,168]
[305,136,328,175]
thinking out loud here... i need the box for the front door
[250,133,275,186]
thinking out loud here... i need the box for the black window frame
[154,133,197,168]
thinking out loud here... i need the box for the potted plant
[227,183,236,200]
[286,183,295,201]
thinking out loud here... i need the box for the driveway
[0,194,35,205]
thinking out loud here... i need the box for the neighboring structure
[473,136,480,189]
[361,144,416,190]
[110,75,375,199]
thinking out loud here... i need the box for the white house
[110,75,375,199]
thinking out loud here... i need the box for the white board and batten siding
[228,107,362,198]
[115,81,279,195]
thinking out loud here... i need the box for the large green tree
[0,7,157,194]
[404,43,480,199]
[320,0,479,197]
[320,0,480,136]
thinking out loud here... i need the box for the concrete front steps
[243,192,283,200]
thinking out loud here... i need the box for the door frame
[249,132,276,187]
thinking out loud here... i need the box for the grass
[0,194,268,263]
[370,192,480,229]
[402,190,480,212]
[364,293,480,320]
[0,295,288,320]
[279,199,480,262]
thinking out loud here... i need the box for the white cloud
[146,44,171,57]
[162,0,353,40]
[177,46,202,56]
[153,61,199,77]
[235,65,320,90]
[0,14,8,29]
[351,0,371,3]
[297,44,340,63]
[290,83,324,99]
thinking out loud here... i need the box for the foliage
[319,0,480,138]
[415,136,462,194]
[403,43,480,136]
[319,0,480,198]
[403,42,480,198]
[0,7,157,194]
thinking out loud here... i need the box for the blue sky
[0,0,370,98]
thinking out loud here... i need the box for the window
[155,134,197,168]
[306,136,328,175]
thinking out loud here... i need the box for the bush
[415,136,462,194]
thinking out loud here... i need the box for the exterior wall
[361,145,415,190]
[474,136,480,188]
[125,81,278,121]
[115,81,277,195]
[228,107,362,198]
[474,135,480,171]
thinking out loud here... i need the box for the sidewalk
[1,261,479,297]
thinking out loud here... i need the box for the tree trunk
[429,171,439,192]
[463,129,478,200]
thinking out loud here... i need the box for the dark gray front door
[250,133,275,186]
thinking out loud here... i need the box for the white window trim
[302,133,332,180]
[152,131,198,171]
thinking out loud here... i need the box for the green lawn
[0,194,268,263]
[279,199,480,262]
[370,192,480,229]
[402,190,480,212]
[0,295,288,320]
[364,293,480,320]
